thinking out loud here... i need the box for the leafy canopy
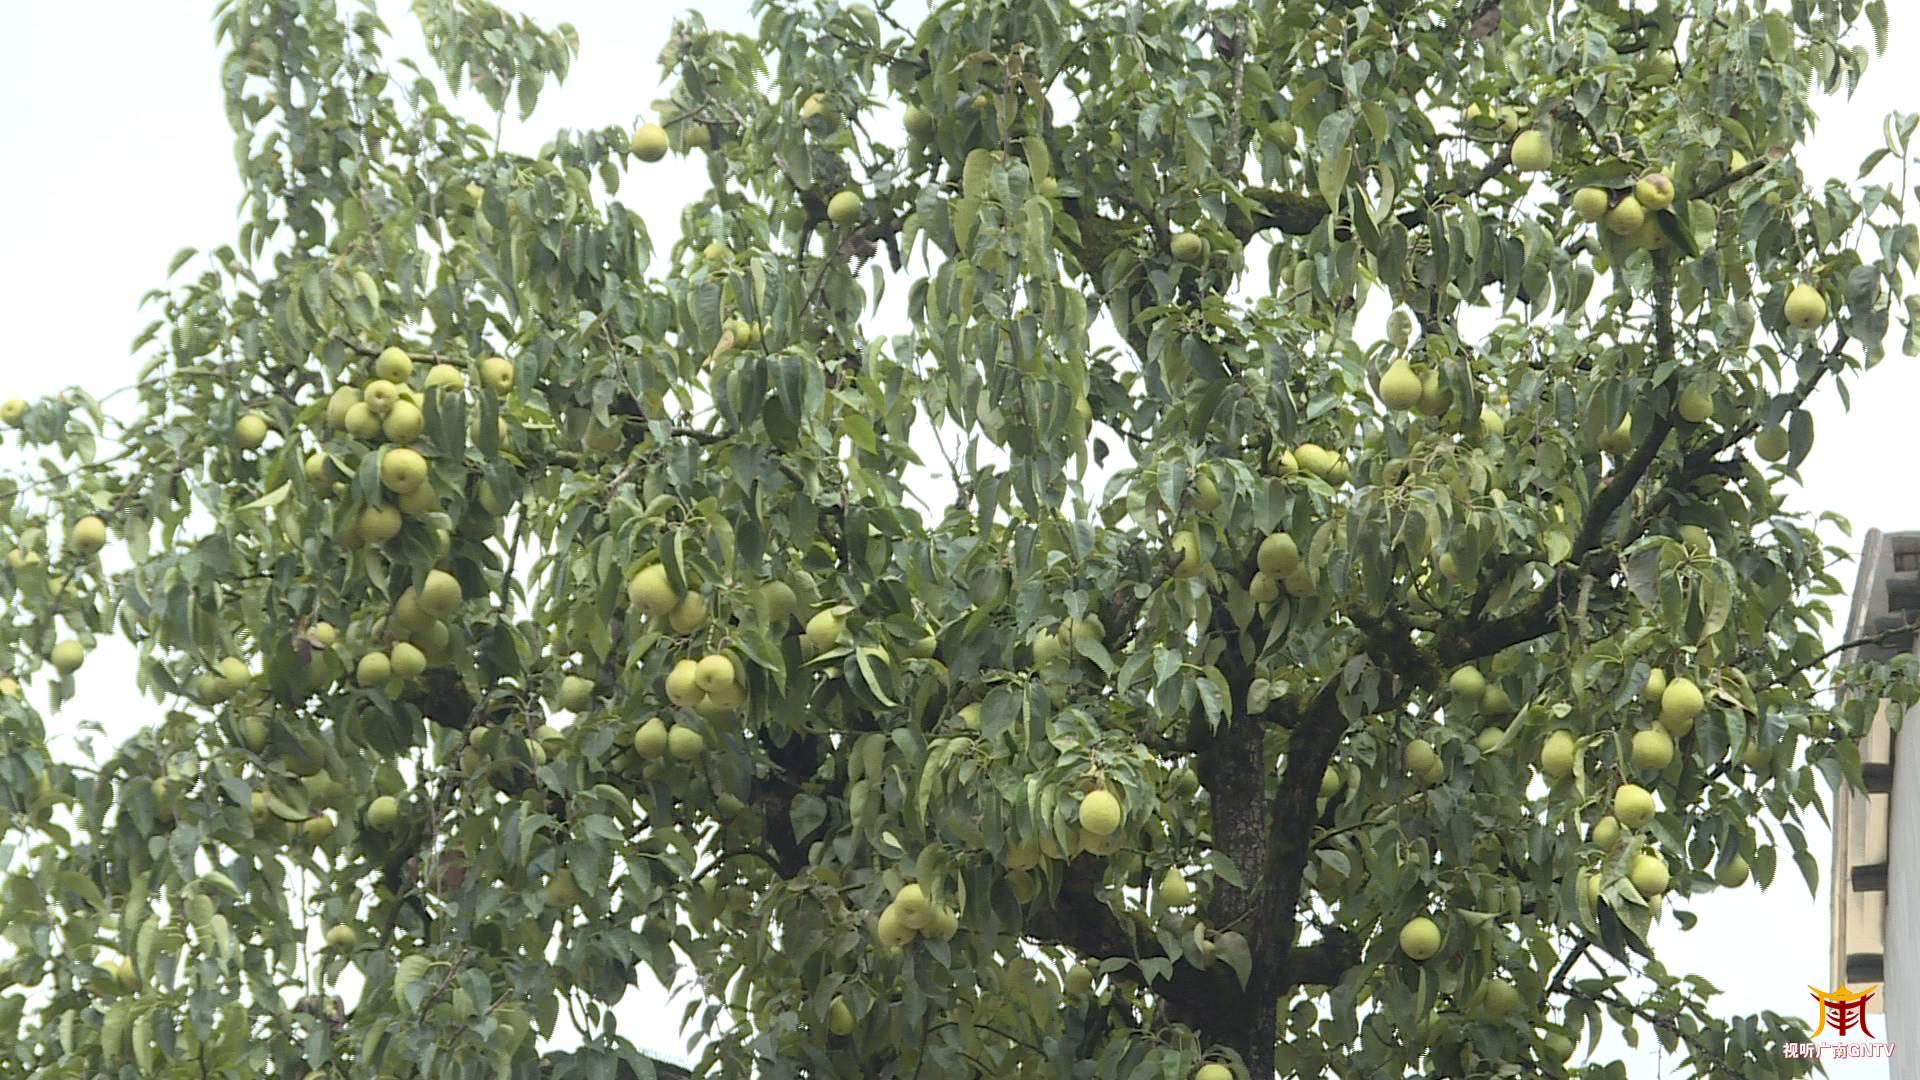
[3,0,1919,1078]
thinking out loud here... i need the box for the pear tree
[3,1,1920,1079]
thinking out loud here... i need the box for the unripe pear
[632,717,670,759]
[1478,684,1512,715]
[1161,867,1192,906]
[1605,194,1646,236]
[1755,424,1790,462]
[1065,963,1095,994]
[389,641,426,679]
[1630,727,1675,771]
[1080,788,1122,836]
[379,447,428,495]
[1257,532,1300,576]
[1170,232,1208,264]
[1659,677,1704,733]
[1613,783,1656,828]
[1399,915,1442,960]
[1170,530,1204,577]
[374,346,413,381]
[828,995,855,1036]
[667,724,706,761]
[302,812,336,843]
[631,123,669,161]
[1539,729,1576,780]
[357,651,392,687]
[1784,284,1827,329]
[827,190,863,226]
[326,386,362,429]
[235,413,269,450]
[627,564,678,616]
[424,363,465,391]
[1403,739,1439,777]
[904,104,935,141]
[480,355,515,393]
[665,659,702,706]
[895,883,932,929]
[1378,357,1422,411]
[1676,385,1713,424]
[1510,130,1553,172]
[876,902,916,947]
[366,795,401,830]
[382,399,425,444]
[1629,851,1670,896]
[1571,186,1610,222]
[668,591,709,634]
[50,640,85,674]
[1475,726,1505,753]
[356,504,403,544]
[1195,1066,1232,1080]
[1641,667,1668,703]
[1634,172,1675,211]
[804,608,844,652]
[1592,815,1622,850]
[1448,666,1487,700]
[324,924,358,950]
[1715,854,1750,888]
[1248,571,1280,604]
[558,675,594,712]
[695,654,737,694]
[362,379,399,417]
[419,569,463,618]
[0,399,25,427]
[69,516,108,556]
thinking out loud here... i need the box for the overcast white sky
[3,2,1915,1076]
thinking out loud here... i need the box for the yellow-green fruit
[1161,867,1192,906]
[326,386,362,430]
[1481,684,1512,714]
[1449,666,1487,701]
[702,240,731,265]
[827,190,863,226]
[1032,629,1068,667]
[828,996,855,1036]
[1785,284,1827,329]
[763,580,799,624]
[1378,357,1422,411]
[1715,854,1750,888]
[344,401,383,439]
[1543,1032,1575,1062]
[876,902,916,947]
[1037,176,1060,197]
[633,717,670,759]
[1755,425,1790,462]
[1629,852,1670,897]
[1403,739,1439,777]
[374,346,413,382]
[380,447,428,495]
[1475,726,1505,753]
[1592,815,1621,850]
[235,413,269,449]
[1599,414,1633,456]
[1416,368,1452,417]
[904,104,935,141]
[1540,729,1576,780]
[69,516,108,556]
[362,379,399,417]
[1571,186,1610,222]
[1191,472,1222,512]
[367,795,401,830]
[1510,130,1553,172]
[303,813,336,843]
[0,399,25,427]
[357,503,404,544]
[50,640,85,675]
[1170,232,1208,264]
[396,480,437,516]
[1195,1065,1232,1080]
[668,591,709,634]
[1605,194,1646,236]
[357,651,392,687]
[424,363,465,391]
[1659,677,1704,734]
[1630,727,1675,771]
[1258,533,1300,577]
[1065,963,1095,994]
[324,924,357,950]
[665,659,702,707]
[420,569,463,618]
[1171,530,1204,578]
[800,92,832,121]
[627,564,678,617]
[805,609,844,652]
[1249,571,1280,604]
[558,675,594,712]
[1080,788,1122,837]
[895,883,932,929]
[216,656,250,688]
[668,724,706,762]
[1677,385,1713,424]
[389,642,427,679]
[631,123,669,161]
[1635,172,1676,211]
[1641,667,1668,703]
[480,355,515,393]
[695,654,736,694]
[382,399,425,444]
[1399,916,1442,960]
[1614,783,1656,828]
[112,957,140,991]
[1320,765,1343,799]
[1475,979,1522,1021]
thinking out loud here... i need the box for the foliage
[3,0,1919,1077]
